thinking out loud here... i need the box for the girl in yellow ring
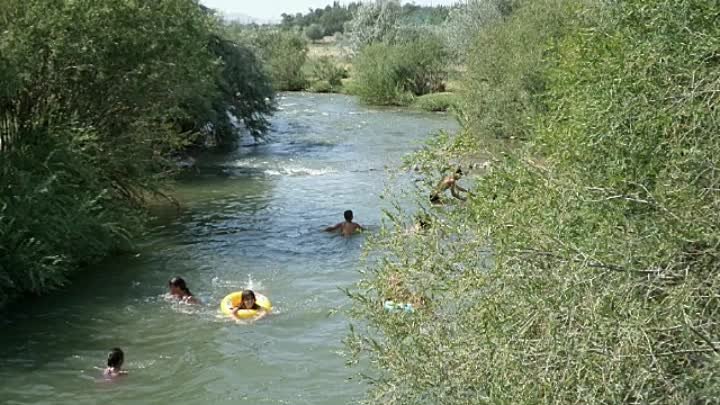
[231,290,268,321]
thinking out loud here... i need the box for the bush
[248,30,308,91]
[307,56,346,92]
[348,43,411,105]
[443,0,507,63]
[412,92,458,112]
[308,80,333,93]
[396,34,448,95]
[350,33,448,106]
[458,0,579,140]
[349,0,720,403]
[305,24,325,41]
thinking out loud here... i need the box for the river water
[0,93,457,405]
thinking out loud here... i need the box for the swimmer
[103,348,127,378]
[168,277,200,304]
[324,210,364,237]
[429,167,470,204]
[231,289,267,321]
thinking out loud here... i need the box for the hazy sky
[200,0,459,21]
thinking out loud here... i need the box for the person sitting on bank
[324,210,364,237]
[429,167,470,204]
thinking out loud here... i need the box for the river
[0,93,458,405]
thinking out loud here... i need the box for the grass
[412,92,458,112]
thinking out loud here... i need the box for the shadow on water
[0,92,458,405]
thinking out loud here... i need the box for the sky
[200,0,459,21]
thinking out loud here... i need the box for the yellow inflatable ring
[220,291,272,319]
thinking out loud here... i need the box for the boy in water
[429,167,470,204]
[324,210,364,237]
[103,348,127,378]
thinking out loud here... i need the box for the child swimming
[103,348,127,378]
[168,277,200,304]
[231,289,267,321]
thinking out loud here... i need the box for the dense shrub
[349,43,410,105]
[249,30,309,91]
[307,56,347,92]
[458,0,578,140]
[305,24,325,41]
[0,0,274,305]
[350,34,448,106]
[350,0,720,404]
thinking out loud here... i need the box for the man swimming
[325,210,364,237]
[429,167,470,204]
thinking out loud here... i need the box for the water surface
[0,93,458,405]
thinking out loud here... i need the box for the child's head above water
[344,210,354,222]
[241,289,256,308]
[107,348,124,370]
[168,277,191,296]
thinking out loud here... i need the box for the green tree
[305,23,325,41]
[0,0,275,305]
[181,34,275,149]
[248,30,309,91]
[345,2,403,52]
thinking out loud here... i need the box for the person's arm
[451,186,467,201]
[186,296,201,305]
[253,309,268,321]
[454,183,469,193]
[324,223,341,232]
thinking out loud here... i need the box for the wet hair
[241,289,256,302]
[169,277,192,296]
[107,348,124,368]
[344,210,353,221]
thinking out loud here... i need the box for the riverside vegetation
[346,0,720,404]
[0,0,274,306]
[226,1,455,109]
